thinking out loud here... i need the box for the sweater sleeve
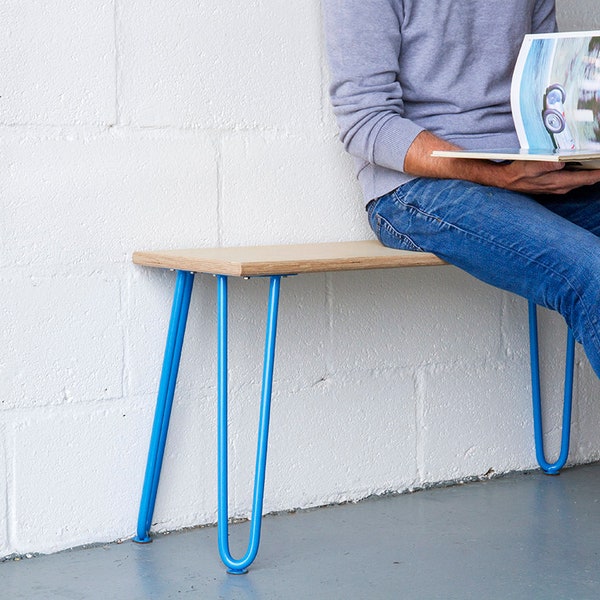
[321,0,424,173]
[532,0,557,34]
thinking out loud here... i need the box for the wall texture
[1,1,599,558]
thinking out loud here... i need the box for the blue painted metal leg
[528,301,576,475]
[134,270,195,542]
[217,274,282,574]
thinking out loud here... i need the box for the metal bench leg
[217,274,282,574]
[528,301,576,475]
[134,270,195,542]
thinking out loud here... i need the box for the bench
[131,240,576,573]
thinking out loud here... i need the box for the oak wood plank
[133,240,446,276]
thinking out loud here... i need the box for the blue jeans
[367,178,600,377]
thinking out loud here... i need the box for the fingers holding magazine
[499,159,600,195]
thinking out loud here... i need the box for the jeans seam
[377,215,423,251]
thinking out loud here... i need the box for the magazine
[432,30,600,168]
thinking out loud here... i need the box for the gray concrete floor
[4,463,600,599]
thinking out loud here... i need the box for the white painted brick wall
[1,0,600,558]
[1,2,116,125]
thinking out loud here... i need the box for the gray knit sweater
[321,0,557,202]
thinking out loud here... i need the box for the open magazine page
[511,31,600,151]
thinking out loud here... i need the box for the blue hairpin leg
[134,270,195,543]
[528,301,576,475]
[217,274,282,574]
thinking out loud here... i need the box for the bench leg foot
[217,274,281,573]
[528,301,575,475]
[134,270,195,543]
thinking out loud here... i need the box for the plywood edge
[132,242,447,276]
[132,251,245,276]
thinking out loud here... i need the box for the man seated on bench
[321,0,600,378]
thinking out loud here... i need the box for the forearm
[404,130,600,195]
[403,131,507,186]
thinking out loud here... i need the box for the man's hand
[404,130,600,195]
[498,160,600,195]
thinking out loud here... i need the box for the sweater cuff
[373,117,426,173]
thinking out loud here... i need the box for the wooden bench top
[132,240,446,277]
